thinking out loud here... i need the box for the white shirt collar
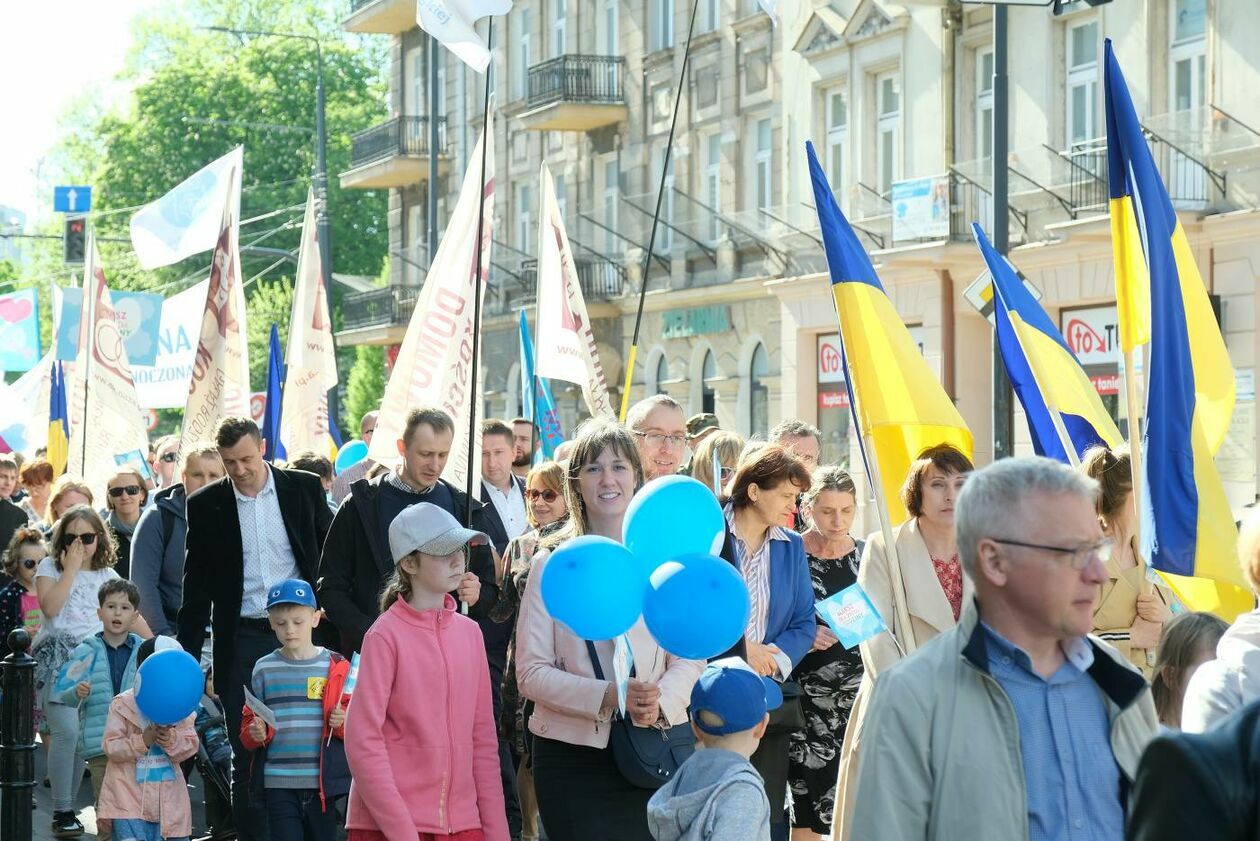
[232,464,276,503]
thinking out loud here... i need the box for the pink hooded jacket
[344,595,508,841]
[96,690,198,839]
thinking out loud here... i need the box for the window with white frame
[406,203,423,278]
[1171,0,1206,113]
[754,118,772,209]
[409,49,447,123]
[749,343,769,439]
[517,183,533,251]
[875,72,901,194]
[976,47,994,163]
[702,0,720,32]
[552,0,566,57]
[652,0,674,51]
[705,133,722,242]
[602,0,618,54]
[603,159,619,254]
[1066,20,1099,146]
[825,88,848,191]
[653,354,669,395]
[516,9,532,100]
[652,144,674,250]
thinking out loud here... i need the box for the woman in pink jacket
[344,502,509,841]
[515,419,705,841]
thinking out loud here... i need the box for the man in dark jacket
[130,443,224,635]
[316,406,497,655]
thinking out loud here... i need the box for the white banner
[416,0,513,73]
[0,352,54,456]
[534,163,614,419]
[178,163,251,455]
[130,147,244,270]
[66,239,151,491]
[368,129,494,494]
[281,189,339,456]
[133,280,210,409]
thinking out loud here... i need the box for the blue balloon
[643,554,749,660]
[623,475,726,575]
[335,440,369,474]
[135,649,203,725]
[540,535,646,640]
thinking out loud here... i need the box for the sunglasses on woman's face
[525,488,560,503]
[64,533,97,547]
[108,485,142,498]
[158,452,179,463]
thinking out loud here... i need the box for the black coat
[176,467,333,685]
[1127,699,1260,841]
[315,474,498,654]
[0,499,30,590]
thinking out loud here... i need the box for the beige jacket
[831,518,971,840]
[515,547,704,749]
[849,601,1158,841]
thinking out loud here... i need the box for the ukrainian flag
[972,223,1122,463]
[48,361,69,477]
[806,142,972,522]
[1104,40,1252,618]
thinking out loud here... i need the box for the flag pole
[464,18,495,529]
[1122,347,1150,594]
[80,236,94,475]
[617,0,702,422]
[530,308,541,462]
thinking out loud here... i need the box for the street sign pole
[991,2,1014,459]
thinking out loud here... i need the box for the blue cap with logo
[266,578,317,610]
[689,657,784,736]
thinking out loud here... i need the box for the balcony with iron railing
[340,116,449,190]
[343,0,415,35]
[339,285,419,338]
[514,55,628,132]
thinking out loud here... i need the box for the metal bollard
[0,628,35,841]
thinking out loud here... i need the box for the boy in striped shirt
[241,579,351,841]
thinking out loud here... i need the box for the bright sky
[0,1,162,226]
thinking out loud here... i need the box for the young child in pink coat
[96,637,198,841]
[344,503,508,841]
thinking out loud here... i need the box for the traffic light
[63,217,86,265]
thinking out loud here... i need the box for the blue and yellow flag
[806,142,972,522]
[973,223,1122,462]
[1105,40,1251,618]
[48,361,69,478]
[519,310,564,460]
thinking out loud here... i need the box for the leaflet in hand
[243,686,279,731]
[815,583,887,650]
[54,647,96,696]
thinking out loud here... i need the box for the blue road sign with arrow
[54,186,92,214]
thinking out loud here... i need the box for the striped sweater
[250,648,332,790]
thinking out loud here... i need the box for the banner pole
[618,0,702,421]
[1122,347,1150,594]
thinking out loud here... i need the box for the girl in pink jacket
[344,503,509,841]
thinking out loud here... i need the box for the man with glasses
[851,456,1157,841]
[627,395,690,481]
[331,409,379,505]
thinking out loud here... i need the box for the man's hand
[456,572,481,607]
[1135,593,1172,625]
[248,718,267,744]
[1130,616,1162,650]
[74,680,91,700]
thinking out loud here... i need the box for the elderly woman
[789,468,864,840]
[689,430,744,496]
[19,457,54,523]
[516,420,704,841]
[1080,446,1174,674]
[719,444,816,841]
[102,468,149,580]
[833,443,974,840]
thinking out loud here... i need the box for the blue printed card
[815,583,888,650]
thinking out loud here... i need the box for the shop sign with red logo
[819,390,850,410]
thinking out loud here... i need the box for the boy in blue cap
[647,657,781,841]
[240,579,351,841]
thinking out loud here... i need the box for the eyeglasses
[991,537,1114,570]
[719,467,735,482]
[108,485,142,498]
[63,533,97,547]
[633,431,689,450]
[526,488,560,503]
[158,452,179,463]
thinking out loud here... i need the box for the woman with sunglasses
[689,431,744,496]
[35,505,152,836]
[103,469,148,580]
[492,460,569,841]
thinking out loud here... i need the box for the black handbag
[586,639,695,789]
[763,679,805,735]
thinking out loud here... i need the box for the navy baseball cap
[689,657,784,736]
[266,579,317,610]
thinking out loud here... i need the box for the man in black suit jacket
[176,417,333,841]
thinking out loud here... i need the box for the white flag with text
[281,189,339,456]
[66,238,152,490]
[178,162,251,456]
[368,129,494,493]
[130,146,244,269]
[416,0,513,73]
[534,163,615,420]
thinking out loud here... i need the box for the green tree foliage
[245,278,296,390]
[344,344,386,436]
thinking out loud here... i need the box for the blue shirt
[981,624,1124,841]
[101,634,136,697]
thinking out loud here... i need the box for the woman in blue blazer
[719,445,816,841]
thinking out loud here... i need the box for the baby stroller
[188,679,235,840]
